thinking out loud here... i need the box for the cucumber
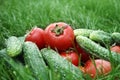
[76,36,120,63]
[18,36,25,43]
[23,41,49,80]
[74,29,94,37]
[111,32,120,44]
[89,30,113,45]
[0,49,35,80]
[6,36,22,57]
[41,48,85,80]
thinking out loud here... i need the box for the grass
[0,0,120,80]
[0,0,120,49]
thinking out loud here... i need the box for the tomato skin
[44,22,74,51]
[110,45,120,53]
[84,59,111,78]
[79,66,85,73]
[76,44,90,62]
[60,51,79,66]
[25,27,45,49]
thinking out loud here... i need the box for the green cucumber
[41,48,85,80]
[76,36,120,63]
[74,29,94,37]
[111,32,120,44]
[18,36,25,43]
[6,36,22,57]
[23,41,49,80]
[89,30,113,45]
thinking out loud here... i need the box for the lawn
[0,0,120,49]
[0,0,120,79]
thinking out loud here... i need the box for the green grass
[0,0,120,49]
[0,0,120,80]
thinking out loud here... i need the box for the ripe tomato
[84,59,111,78]
[76,43,90,62]
[25,27,45,49]
[110,45,120,53]
[44,22,74,51]
[60,51,79,66]
[79,66,85,73]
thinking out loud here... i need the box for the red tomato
[76,44,90,62]
[44,22,74,51]
[25,27,45,49]
[84,59,111,78]
[110,45,120,53]
[79,66,85,73]
[60,51,79,66]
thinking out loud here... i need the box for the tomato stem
[51,24,67,36]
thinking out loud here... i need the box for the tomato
[84,59,111,78]
[60,51,79,66]
[79,66,85,73]
[110,45,120,53]
[76,43,90,62]
[44,22,74,51]
[25,27,45,49]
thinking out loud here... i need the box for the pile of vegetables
[1,22,120,80]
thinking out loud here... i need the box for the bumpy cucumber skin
[89,30,113,45]
[23,42,49,80]
[6,36,22,57]
[76,36,120,63]
[41,48,85,80]
[112,32,120,44]
[74,29,94,37]
[18,36,25,44]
